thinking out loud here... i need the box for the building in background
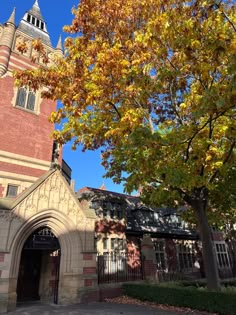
[78,186,233,283]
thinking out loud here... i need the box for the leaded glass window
[15,87,36,112]
[27,90,35,110]
[16,88,27,107]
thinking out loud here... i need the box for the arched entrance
[16,227,61,304]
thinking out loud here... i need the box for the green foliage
[181,278,236,288]
[123,283,236,315]
[209,166,236,231]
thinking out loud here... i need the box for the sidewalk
[6,302,210,315]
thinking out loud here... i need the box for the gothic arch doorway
[16,227,61,304]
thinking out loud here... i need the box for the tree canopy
[15,0,236,290]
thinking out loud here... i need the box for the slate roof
[77,187,198,239]
[28,0,44,20]
[18,0,52,47]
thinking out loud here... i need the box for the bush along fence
[123,283,236,315]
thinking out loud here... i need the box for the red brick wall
[0,161,46,178]
[84,279,93,287]
[83,253,93,260]
[0,75,56,164]
[83,267,96,275]
[212,231,224,241]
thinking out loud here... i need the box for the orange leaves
[14,0,236,205]
[16,41,28,54]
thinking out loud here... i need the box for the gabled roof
[0,169,96,220]
[0,169,56,210]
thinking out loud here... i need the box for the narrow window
[154,240,166,270]
[6,185,18,197]
[26,90,35,110]
[111,238,117,250]
[16,87,27,107]
[32,16,35,25]
[215,242,230,268]
[103,238,108,251]
[36,19,40,28]
[41,22,44,30]
[27,14,31,23]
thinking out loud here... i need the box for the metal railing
[97,252,144,284]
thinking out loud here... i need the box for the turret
[55,35,64,57]
[0,8,16,76]
[18,0,52,47]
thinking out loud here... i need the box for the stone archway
[0,170,97,313]
[16,226,61,304]
[8,210,83,311]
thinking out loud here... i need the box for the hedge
[123,283,236,315]
[181,278,236,288]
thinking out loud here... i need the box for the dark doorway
[17,250,42,301]
[17,227,61,304]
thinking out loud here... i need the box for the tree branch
[107,101,121,119]
[209,139,236,184]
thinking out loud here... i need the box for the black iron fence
[97,252,144,284]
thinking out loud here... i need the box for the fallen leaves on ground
[105,295,218,315]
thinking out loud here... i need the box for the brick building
[77,187,233,283]
[0,2,98,313]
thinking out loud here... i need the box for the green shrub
[123,283,236,315]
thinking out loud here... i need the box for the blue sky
[1,0,126,194]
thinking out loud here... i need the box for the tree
[15,0,236,290]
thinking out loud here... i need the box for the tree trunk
[192,198,221,291]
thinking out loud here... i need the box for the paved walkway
[5,302,206,315]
